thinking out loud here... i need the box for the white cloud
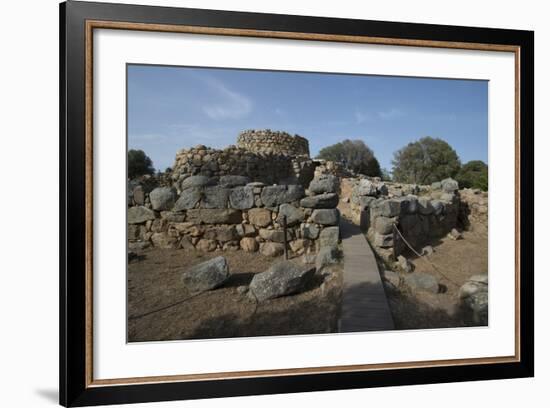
[201,77,252,120]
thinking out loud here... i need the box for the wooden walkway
[339,219,395,332]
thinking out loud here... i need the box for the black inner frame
[60,1,534,406]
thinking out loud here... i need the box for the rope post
[283,215,288,260]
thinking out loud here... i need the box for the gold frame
[84,20,521,388]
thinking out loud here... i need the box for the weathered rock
[229,186,254,209]
[318,226,339,247]
[301,253,317,265]
[308,174,339,194]
[315,245,340,271]
[179,236,195,251]
[133,185,145,205]
[373,232,393,248]
[459,274,488,299]
[181,256,229,292]
[149,187,177,211]
[431,199,444,216]
[128,206,156,224]
[448,228,463,240]
[236,285,249,295]
[128,241,151,251]
[299,223,318,240]
[289,239,311,253]
[240,237,259,252]
[404,272,439,293]
[300,193,339,209]
[261,185,304,207]
[151,232,178,249]
[356,179,377,196]
[202,186,230,209]
[160,211,186,222]
[150,218,168,233]
[259,242,285,257]
[173,187,202,211]
[223,241,240,251]
[431,181,442,190]
[195,239,217,252]
[397,255,413,273]
[375,200,401,217]
[421,245,434,256]
[219,175,251,188]
[249,260,316,302]
[463,291,488,325]
[311,209,340,226]
[128,224,141,240]
[277,204,305,226]
[235,224,256,237]
[382,270,401,291]
[374,216,396,235]
[248,208,272,227]
[259,229,287,243]
[214,226,237,242]
[180,175,212,190]
[186,209,242,224]
[441,177,459,193]
[417,197,433,215]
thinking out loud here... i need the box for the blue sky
[128,64,488,172]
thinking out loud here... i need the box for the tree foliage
[128,149,155,179]
[316,139,382,177]
[455,160,488,191]
[392,137,461,184]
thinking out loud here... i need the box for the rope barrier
[392,224,461,287]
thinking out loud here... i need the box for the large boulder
[181,256,229,292]
[259,229,287,243]
[249,260,316,302]
[180,175,213,190]
[128,206,156,224]
[315,245,341,271]
[374,200,401,217]
[261,185,304,207]
[311,209,340,226]
[300,193,339,209]
[441,178,459,193]
[219,175,250,188]
[403,272,439,294]
[374,216,396,235]
[259,242,285,257]
[318,226,340,247]
[202,186,230,209]
[276,204,305,226]
[149,187,177,211]
[356,179,377,196]
[186,209,242,224]
[301,223,320,240]
[308,174,339,194]
[173,187,202,211]
[248,208,272,227]
[463,291,488,325]
[229,187,255,209]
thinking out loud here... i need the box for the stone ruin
[128,130,342,257]
[170,129,316,187]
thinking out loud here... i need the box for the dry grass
[128,248,343,342]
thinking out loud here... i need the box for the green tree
[392,137,461,184]
[380,168,392,182]
[128,149,155,179]
[316,139,382,177]
[455,160,488,191]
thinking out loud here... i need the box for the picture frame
[59,1,534,406]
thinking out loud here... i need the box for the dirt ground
[128,249,343,342]
[385,229,488,330]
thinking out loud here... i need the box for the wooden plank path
[339,219,395,332]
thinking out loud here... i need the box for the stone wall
[237,129,309,157]
[458,188,488,232]
[128,174,340,256]
[171,145,317,187]
[349,177,461,261]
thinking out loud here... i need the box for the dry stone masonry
[236,129,310,156]
[128,172,341,256]
[348,176,462,261]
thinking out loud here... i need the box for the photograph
[126,65,489,342]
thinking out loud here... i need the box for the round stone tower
[236,129,310,157]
